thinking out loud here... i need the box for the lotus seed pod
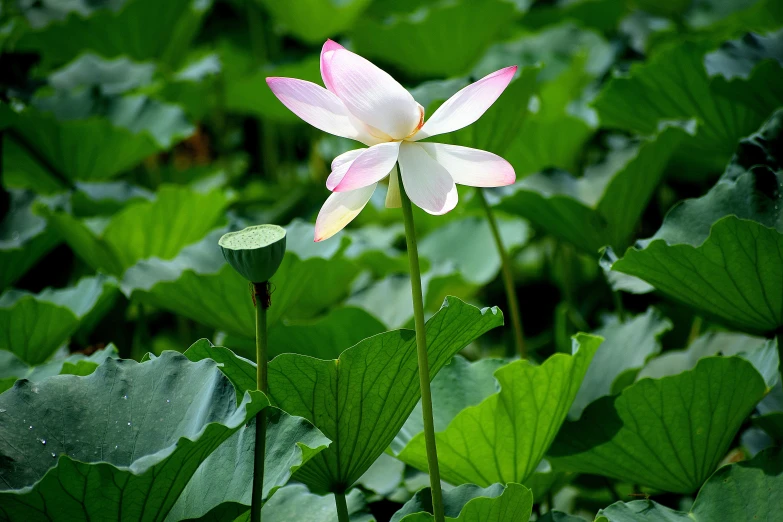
[219,224,286,283]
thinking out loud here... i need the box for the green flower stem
[777,332,782,385]
[251,282,270,522]
[400,180,446,522]
[612,290,626,322]
[334,491,350,522]
[478,189,527,359]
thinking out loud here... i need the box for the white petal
[398,142,458,215]
[327,49,421,140]
[385,164,401,208]
[326,148,365,191]
[314,184,377,242]
[266,77,379,145]
[417,143,516,187]
[413,66,517,140]
[333,141,399,192]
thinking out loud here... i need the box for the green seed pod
[219,224,286,283]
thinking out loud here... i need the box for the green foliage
[596,448,783,521]
[2,0,782,519]
[396,335,600,487]
[0,275,117,364]
[495,124,690,254]
[187,298,503,493]
[391,483,533,522]
[0,352,270,521]
[549,355,772,493]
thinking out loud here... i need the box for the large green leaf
[14,0,212,68]
[0,191,60,291]
[258,0,371,44]
[395,334,600,487]
[351,0,524,77]
[0,351,268,521]
[611,110,783,334]
[391,483,533,522]
[549,356,770,493]
[593,39,783,176]
[595,447,783,521]
[44,185,228,275]
[122,222,358,340]
[3,90,194,190]
[0,345,118,394]
[0,275,117,365]
[613,218,783,335]
[165,405,331,521]
[187,297,503,493]
[494,124,690,254]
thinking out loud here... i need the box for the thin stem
[477,189,526,358]
[334,491,350,522]
[251,282,270,522]
[400,179,445,522]
[687,316,703,346]
[776,332,782,386]
[613,290,626,323]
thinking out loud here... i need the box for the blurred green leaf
[3,92,194,189]
[496,124,689,254]
[391,482,533,522]
[0,345,117,394]
[638,331,772,381]
[570,308,672,419]
[221,42,321,122]
[550,356,770,493]
[396,334,600,486]
[596,448,783,521]
[0,351,268,521]
[259,0,371,44]
[0,191,61,291]
[122,223,358,340]
[593,39,783,177]
[0,274,117,365]
[44,184,228,275]
[352,0,525,78]
[268,306,386,360]
[15,0,213,68]
[419,215,530,285]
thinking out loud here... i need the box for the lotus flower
[267,40,517,241]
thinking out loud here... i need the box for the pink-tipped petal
[328,49,421,140]
[413,66,518,141]
[418,143,516,187]
[333,141,400,192]
[314,183,377,242]
[320,39,345,92]
[398,142,458,215]
[266,77,377,145]
[326,148,365,190]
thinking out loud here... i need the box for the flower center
[403,104,426,141]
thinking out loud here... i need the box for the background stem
[478,189,527,358]
[251,282,270,522]
[334,491,350,522]
[400,180,446,522]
